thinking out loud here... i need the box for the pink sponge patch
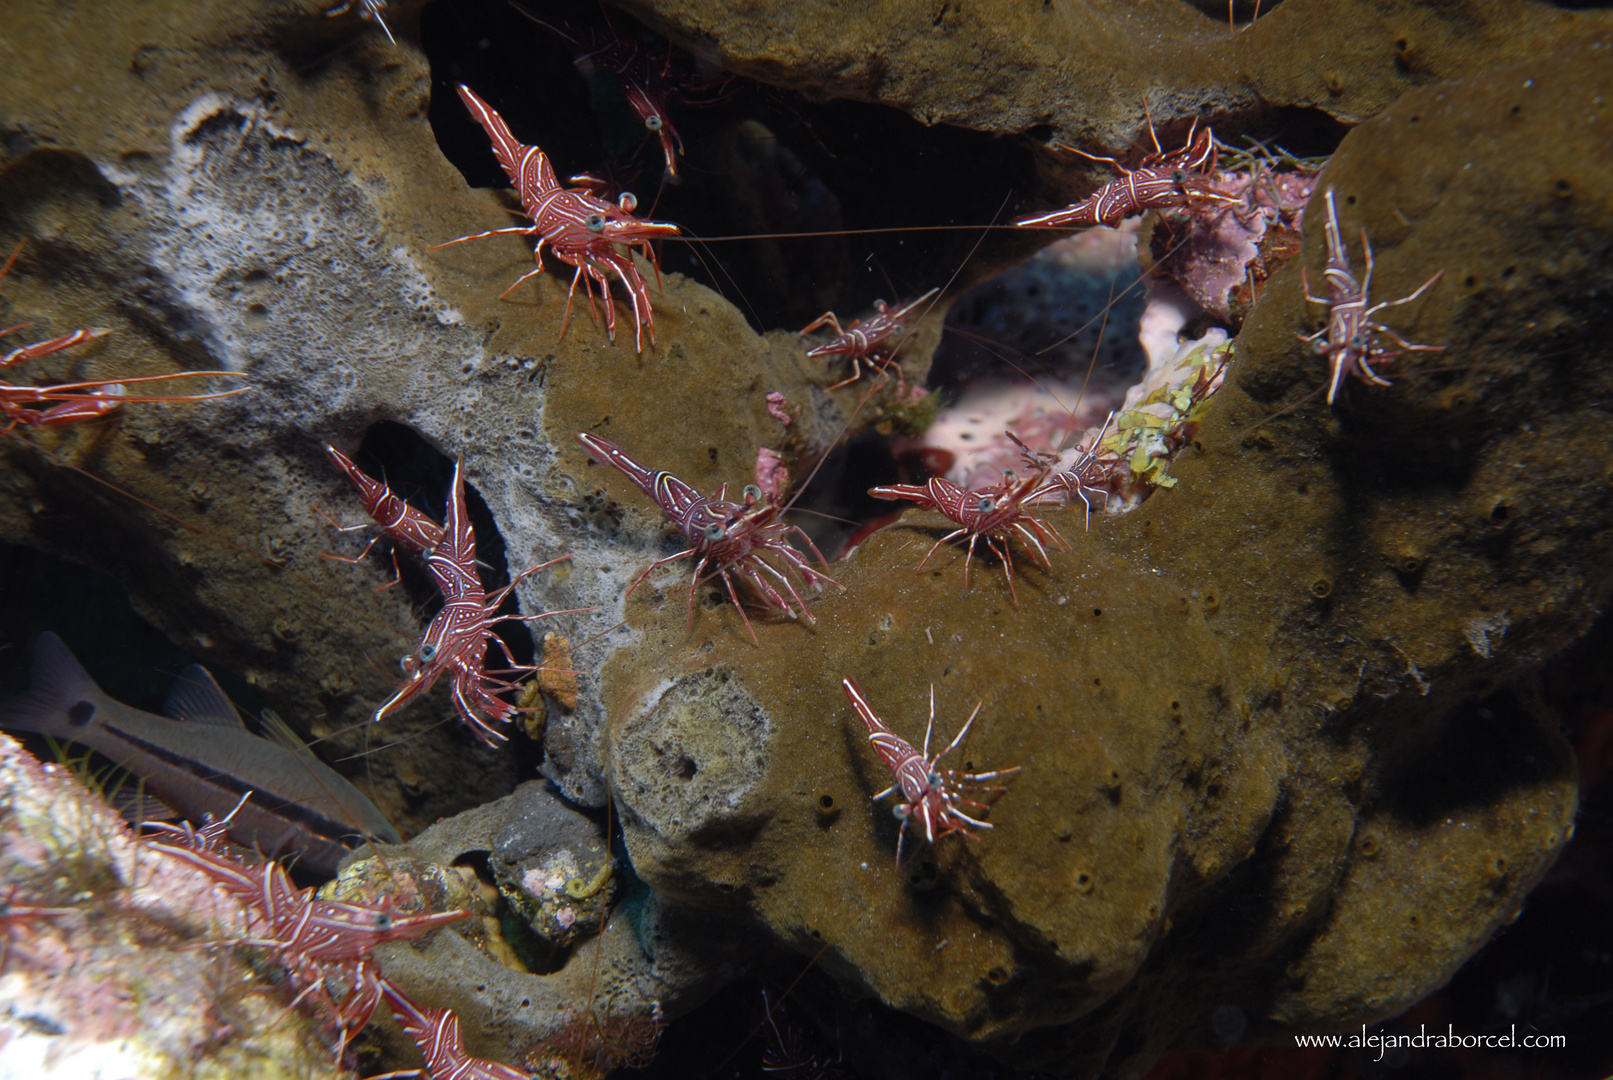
[755,447,788,502]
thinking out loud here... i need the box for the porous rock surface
[618,0,1613,218]
[336,781,727,1076]
[0,0,901,825]
[0,1,1607,1077]
[0,733,343,1080]
[598,31,1608,1075]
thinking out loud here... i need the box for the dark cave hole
[793,223,1158,558]
[929,225,1149,398]
[349,420,535,671]
[0,542,267,716]
[418,0,1042,334]
[1219,104,1352,162]
[448,849,569,975]
[786,429,911,562]
[1179,0,1287,23]
[1378,689,1574,828]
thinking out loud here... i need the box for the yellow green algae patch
[594,33,1608,1072]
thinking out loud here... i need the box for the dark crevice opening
[787,430,909,562]
[0,542,267,718]
[419,0,1042,334]
[1375,688,1574,828]
[349,421,535,671]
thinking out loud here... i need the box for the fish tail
[0,632,103,736]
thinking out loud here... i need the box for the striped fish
[0,632,400,876]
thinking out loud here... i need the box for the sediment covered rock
[614,0,1613,218]
[0,1,1607,1076]
[0,733,343,1079]
[345,781,727,1077]
[598,30,1609,1074]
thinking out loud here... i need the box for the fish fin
[260,709,401,844]
[163,666,247,727]
[0,632,102,735]
[111,786,180,825]
[258,708,317,758]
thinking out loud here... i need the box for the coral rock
[600,33,1608,1075]
[0,734,342,1079]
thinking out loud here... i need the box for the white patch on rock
[1464,613,1511,659]
[98,94,478,406]
[613,672,772,843]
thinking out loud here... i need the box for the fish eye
[644,115,663,131]
[585,213,606,232]
[618,191,638,213]
[418,643,437,661]
[977,497,995,513]
[703,522,727,541]
[375,912,393,929]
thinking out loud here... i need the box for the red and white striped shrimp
[324,0,394,43]
[1020,413,1115,526]
[380,979,532,1080]
[841,679,1019,865]
[577,432,841,644]
[1300,188,1444,406]
[2,326,242,434]
[868,467,1069,607]
[321,443,447,590]
[1016,117,1234,230]
[799,287,940,391]
[513,6,710,181]
[144,793,469,1061]
[433,85,681,353]
[371,458,586,744]
[1,241,244,433]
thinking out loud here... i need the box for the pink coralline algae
[765,392,792,426]
[755,447,789,502]
[1145,164,1317,324]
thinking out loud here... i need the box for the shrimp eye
[1313,339,1331,355]
[892,803,910,820]
[977,497,995,513]
[585,213,606,232]
[399,655,417,673]
[644,114,663,132]
[929,771,942,786]
[742,484,763,503]
[418,643,438,662]
[703,522,727,541]
[618,191,638,213]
